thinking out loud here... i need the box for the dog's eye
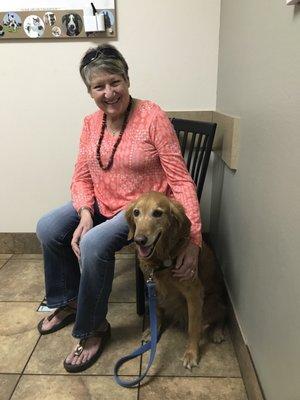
[133,209,140,217]
[152,209,163,218]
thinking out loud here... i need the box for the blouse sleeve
[149,108,202,247]
[70,116,95,212]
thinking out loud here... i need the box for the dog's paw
[182,349,199,370]
[211,327,225,344]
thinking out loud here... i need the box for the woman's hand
[71,210,93,259]
[172,241,200,281]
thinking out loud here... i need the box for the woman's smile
[89,71,130,120]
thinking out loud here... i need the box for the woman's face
[89,71,130,120]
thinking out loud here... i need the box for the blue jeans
[36,202,131,339]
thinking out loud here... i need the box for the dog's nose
[134,235,148,246]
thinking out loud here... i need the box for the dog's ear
[125,201,136,240]
[169,199,191,238]
[62,15,66,24]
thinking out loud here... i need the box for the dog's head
[63,14,80,36]
[45,12,55,26]
[125,191,191,262]
[8,14,15,22]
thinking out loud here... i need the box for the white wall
[0,0,220,232]
[214,1,300,399]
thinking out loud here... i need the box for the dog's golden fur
[125,191,226,369]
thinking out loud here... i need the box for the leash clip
[147,269,154,283]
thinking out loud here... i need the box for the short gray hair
[79,44,129,90]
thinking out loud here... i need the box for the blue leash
[114,275,160,387]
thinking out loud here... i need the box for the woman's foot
[37,301,77,335]
[63,321,111,373]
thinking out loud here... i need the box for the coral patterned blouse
[71,100,202,246]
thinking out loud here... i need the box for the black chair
[135,118,217,315]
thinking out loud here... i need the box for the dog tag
[163,259,172,267]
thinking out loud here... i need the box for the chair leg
[135,254,145,315]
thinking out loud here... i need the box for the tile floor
[0,252,247,400]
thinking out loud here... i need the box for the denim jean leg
[36,202,81,308]
[72,211,131,339]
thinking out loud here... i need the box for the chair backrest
[170,118,217,200]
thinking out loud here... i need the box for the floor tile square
[110,257,136,302]
[0,302,41,373]
[11,375,138,400]
[0,374,19,400]
[0,259,44,301]
[139,377,247,400]
[26,303,143,376]
[141,325,241,377]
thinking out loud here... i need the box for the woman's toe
[76,352,85,365]
[72,355,79,365]
[42,318,50,330]
[65,351,74,364]
[82,352,89,364]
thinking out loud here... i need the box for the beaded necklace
[96,96,132,170]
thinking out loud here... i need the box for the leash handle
[114,280,158,387]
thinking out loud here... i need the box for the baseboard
[205,232,265,400]
[2,232,211,254]
[0,232,135,254]
[0,233,41,253]
[228,298,265,400]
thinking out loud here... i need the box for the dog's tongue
[138,245,152,258]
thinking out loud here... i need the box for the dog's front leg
[182,288,204,370]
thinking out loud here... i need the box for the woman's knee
[36,205,75,246]
[36,213,54,245]
[80,230,115,262]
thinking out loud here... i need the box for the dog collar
[152,259,174,273]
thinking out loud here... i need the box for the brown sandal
[37,304,76,335]
[63,323,111,373]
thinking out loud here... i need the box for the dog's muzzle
[134,232,161,258]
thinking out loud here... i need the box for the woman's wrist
[78,206,93,218]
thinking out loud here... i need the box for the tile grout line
[0,255,14,270]
[8,334,43,400]
[20,373,146,377]
[0,300,137,304]
[136,374,244,379]
[16,372,244,379]
[0,372,19,376]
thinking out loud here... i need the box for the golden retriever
[125,191,226,369]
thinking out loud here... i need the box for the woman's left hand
[172,241,200,281]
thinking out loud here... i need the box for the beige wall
[214,1,300,399]
[0,0,220,232]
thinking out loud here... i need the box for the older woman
[36,44,201,373]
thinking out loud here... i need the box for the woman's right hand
[71,209,93,259]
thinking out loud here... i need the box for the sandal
[63,323,111,373]
[37,304,77,335]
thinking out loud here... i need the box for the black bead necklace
[96,96,133,170]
